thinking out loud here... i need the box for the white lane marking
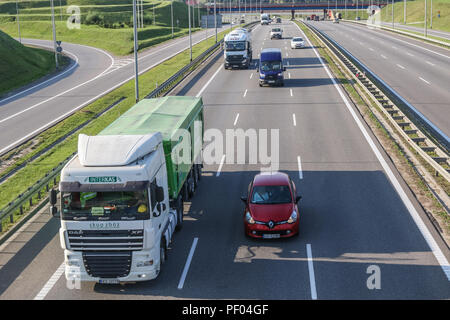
[407,52,414,57]
[289,72,291,79]
[419,77,431,84]
[285,47,288,50]
[392,46,398,49]
[292,113,296,126]
[297,156,303,179]
[286,52,289,57]
[369,47,374,51]
[381,54,387,59]
[294,21,450,281]
[306,244,317,300]
[34,263,65,300]
[1,28,221,124]
[216,154,226,177]
[243,89,248,97]
[0,49,79,105]
[250,73,253,79]
[396,64,405,69]
[359,41,363,45]
[233,113,240,126]
[196,63,223,98]
[177,237,199,289]
[426,61,435,66]
[290,88,293,97]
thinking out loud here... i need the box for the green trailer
[100,96,204,200]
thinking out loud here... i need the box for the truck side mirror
[156,186,165,203]
[49,189,57,205]
[50,206,60,218]
[283,66,286,71]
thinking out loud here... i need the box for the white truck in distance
[224,28,253,69]
[49,96,204,284]
[260,13,269,25]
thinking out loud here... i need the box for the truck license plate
[99,279,120,284]
[263,234,280,239]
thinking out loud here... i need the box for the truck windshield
[61,190,150,221]
[260,60,282,71]
[251,185,292,204]
[225,41,246,51]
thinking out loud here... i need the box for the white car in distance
[290,37,305,49]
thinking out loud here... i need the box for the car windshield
[251,185,292,204]
[61,190,150,221]
[272,28,281,32]
[260,60,282,71]
[225,41,246,51]
[293,38,303,42]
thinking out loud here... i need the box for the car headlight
[260,73,265,78]
[245,212,255,224]
[277,73,282,77]
[287,210,298,224]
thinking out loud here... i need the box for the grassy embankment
[0,0,206,56]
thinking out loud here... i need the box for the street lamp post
[404,0,406,24]
[188,1,192,61]
[16,0,21,43]
[141,0,144,28]
[171,1,174,37]
[424,0,427,37]
[50,0,58,69]
[214,0,217,42]
[132,0,139,102]
[392,0,394,28]
[430,0,433,29]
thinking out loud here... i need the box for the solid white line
[216,154,226,177]
[234,113,240,126]
[243,89,248,97]
[290,88,293,97]
[0,49,79,105]
[306,244,317,300]
[396,64,405,69]
[294,21,450,281]
[196,64,223,98]
[34,263,65,300]
[177,237,199,289]
[419,77,430,84]
[297,156,303,179]
[292,113,296,126]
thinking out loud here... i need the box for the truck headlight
[66,255,81,267]
[137,254,154,267]
[287,210,298,224]
[245,212,255,224]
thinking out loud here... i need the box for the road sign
[56,40,62,46]
[56,46,62,53]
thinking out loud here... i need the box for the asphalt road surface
[379,21,450,41]
[309,20,450,139]
[0,21,449,300]
[0,26,228,155]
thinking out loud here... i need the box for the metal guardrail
[341,19,450,48]
[303,21,449,182]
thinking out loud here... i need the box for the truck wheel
[160,238,167,265]
[182,181,189,202]
[193,165,199,187]
[175,195,183,231]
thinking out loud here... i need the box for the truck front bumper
[64,249,160,283]
[225,60,249,69]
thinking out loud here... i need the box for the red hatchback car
[241,172,301,239]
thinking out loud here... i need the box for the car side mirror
[49,189,60,218]
[295,195,302,203]
[240,196,247,203]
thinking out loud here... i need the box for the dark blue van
[257,48,286,87]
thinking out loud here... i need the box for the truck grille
[83,251,131,278]
[227,54,244,62]
[67,230,144,251]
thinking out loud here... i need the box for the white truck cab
[224,29,252,69]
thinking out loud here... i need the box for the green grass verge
[0,29,62,96]
[295,20,449,234]
[0,26,234,234]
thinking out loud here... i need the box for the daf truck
[224,29,252,69]
[49,96,204,284]
[260,13,269,25]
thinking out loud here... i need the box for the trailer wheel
[188,170,195,198]
[182,181,189,202]
[193,165,199,187]
[175,195,183,231]
[160,238,167,265]
[196,164,202,181]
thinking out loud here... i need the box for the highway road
[309,20,450,139]
[0,20,449,300]
[0,26,228,155]
[379,21,450,41]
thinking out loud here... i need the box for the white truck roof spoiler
[78,133,162,167]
